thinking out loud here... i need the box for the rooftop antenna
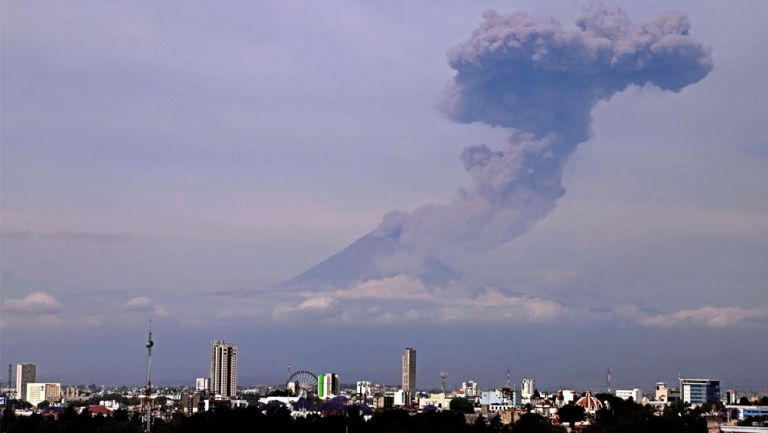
[144,320,154,433]
[506,369,511,389]
[440,372,447,394]
[8,364,11,390]
[606,368,612,394]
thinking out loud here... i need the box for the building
[195,377,209,392]
[402,347,416,402]
[615,388,643,402]
[26,383,61,406]
[521,379,536,401]
[462,381,479,398]
[680,378,720,404]
[317,373,340,399]
[655,382,680,402]
[727,405,768,421]
[356,380,372,397]
[575,391,603,415]
[209,340,237,397]
[480,389,516,412]
[393,389,408,406]
[418,392,451,410]
[15,363,37,401]
[723,389,739,405]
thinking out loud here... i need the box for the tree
[739,397,751,405]
[37,400,50,410]
[512,413,565,433]
[558,404,585,427]
[450,397,475,414]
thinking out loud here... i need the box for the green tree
[450,397,475,414]
[558,404,585,427]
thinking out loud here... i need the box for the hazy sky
[2,0,767,392]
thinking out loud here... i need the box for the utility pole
[144,321,154,433]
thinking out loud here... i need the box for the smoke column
[375,2,713,257]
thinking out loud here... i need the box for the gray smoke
[375,2,713,257]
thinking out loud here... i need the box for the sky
[1,0,767,393]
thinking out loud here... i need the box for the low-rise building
[26,383,61,406]
[616,388,643,402]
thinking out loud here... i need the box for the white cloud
[2,292,60,313]
[285,276,579,324]
[614,304,768,327]
[123,296,168,317]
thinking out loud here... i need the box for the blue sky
[1,0,767,391]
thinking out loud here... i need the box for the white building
[521,379,536,401]
[356,381,372,397]
[462,381,479,397]
[479,389,515,412]
[616,388,643,402]
[26,383,61,406]
[195,377,209,392]
[16,363,36,401]
[418,393,451,410]
[394,389,408,406]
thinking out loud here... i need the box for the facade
[402,347,416,401]
[317,373,340,399]
[26,383,61,406]
[680,378,720,404]
[615,388,643,402]
[15,363,37,401]
[209,340,237,397]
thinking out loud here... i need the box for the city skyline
[2,0,767,391]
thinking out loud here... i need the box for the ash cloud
[377,2,713,256]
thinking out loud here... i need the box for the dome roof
[575,390,603,413]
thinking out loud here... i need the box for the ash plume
[377,2,713,256]
[279,2,713,291]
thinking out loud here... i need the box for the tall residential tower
[15,363,36,401]
[402,347,416,401]
[210,340,237,397]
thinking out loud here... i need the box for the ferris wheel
[286,370,318,396]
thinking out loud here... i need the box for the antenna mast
[606,368,612,394]
[144,320,154,433]
[506,369,511,388]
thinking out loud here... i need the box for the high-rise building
[15,363,36,401]
[317,373,340,399]
[209,340,237,397]
[25,383,61,406]
[680,378,720,404]
[195,377,209,392]
[521,378,536,400]
[402,348,416,401]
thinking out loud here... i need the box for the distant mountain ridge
[272,230,462,292]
